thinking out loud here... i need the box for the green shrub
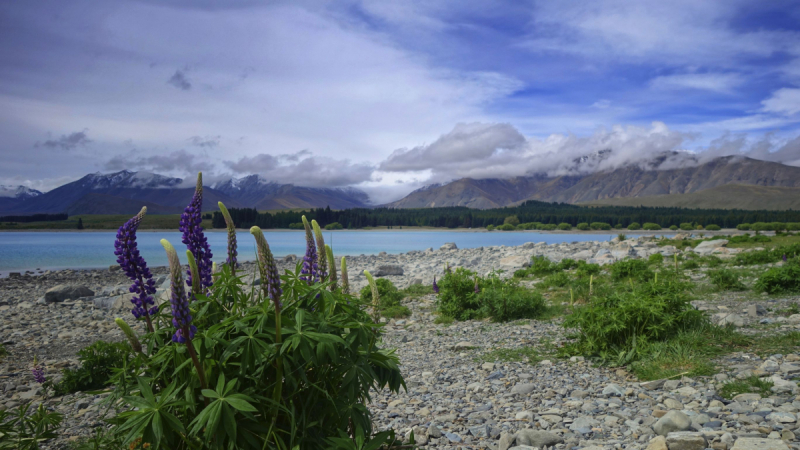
[669,225,679,231]
[610,259,653,281]
[53,341,132,395]
[324,222,343,230]
[718,376,773,399]
[402,284,434,298]
[705,224,721,231]
[735,243,800,265]
[679,223,694,231]
[0,403,63,450]
[575,261,601,277]
[528,256,558,276]
[436,269,545,322]
[708,269,746,291]
[648,253,664,264]
[540,272,571,288]
[787,223,800,231]
[696,225,704,230]
[486,224,495,231]
[557,223,572,230]
[627,222,642,230]
[498,223,516,231]
[433,315,454,325]
[682,259,700,270]
[541,223,558,230]
[576,223,590,231]
[643,223,661,231]
[562,279,706,361]
[360,278,409,317]
[504,215,520,226]
[590,222,612,230]
[614,223,624,229]
[516,224,526,230]
[755,260,800,294]
[737,223,751,230]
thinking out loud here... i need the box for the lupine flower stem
[115,318,143,354]
[364,270,380,322]
[311,220,328,282]
[218,202,238,276]
[161,239,207,400]
[180,173,213,291]
[114,207,156,332]
[250,227,283,414]
[300,216,318,285]
[325,245,337,291]
[340,257,349,295]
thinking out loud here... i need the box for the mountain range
[3,154,800,216]
[386,156,800,210]
[0,171,371,215]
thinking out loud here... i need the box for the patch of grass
[775,304,800,316]
[748,331,800,356]
[707,269,747,291]
[718,376,774,399]
[631,344,717,380]
[402,284,434,299]
[477,347,541,365]
[433,315,454,325]
[382,305,412,319]
[727,233,800,250]
[754,259,800,294]
[682,259,700,270]
[52,341,132,395]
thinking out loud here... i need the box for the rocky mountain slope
[388,156,800,209]
[1,171,371,215]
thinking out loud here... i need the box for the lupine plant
[180,173,213,290]
[114,206,157,332]
[217,202,238,275]
[98,188,405,450]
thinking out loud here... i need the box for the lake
[0,230,623,275]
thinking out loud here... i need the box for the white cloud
[224,151,375,187]
[761,88,800,116]
[650,72,745,93]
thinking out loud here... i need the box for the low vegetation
[718,376,774,399]
[50,341,132,396]
[360,278,412,318]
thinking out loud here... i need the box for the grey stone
[440,242,458,250]
[665,431,706,450]
[664,380,681,390]
[603,383,625,396]
[766,412,796,423]
[44,284,94,303]
[510,383,536,395]
[427,424,442,438]
[514,429,564,447]
[653,411,692,436]
[444,432,462,443]
[642,379,666,390]
[282,254,296,263]
[730,438,789,450]
[372,265,404,277]
[498,432,514,450]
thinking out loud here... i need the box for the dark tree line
[0,213,68,223]
[212,201,800,230]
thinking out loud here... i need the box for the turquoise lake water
[0,230,621,275]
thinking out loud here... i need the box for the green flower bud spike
[115,318,143,354]
[364,270,380,321]
[186,250,201,296]
[311,220,328,282]
[325,245,337,291]
[341,257,350,295]
[218,201,238,276]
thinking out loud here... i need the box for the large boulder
[653,410,691,436]
[513,430,563,448]
[693,239,728,255]
[372,265,404,277]
[731,438,789,450]
[440,242,458,250]
[44,284,94,303]
[665,432,706,450]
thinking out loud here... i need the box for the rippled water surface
[0,230,620,274]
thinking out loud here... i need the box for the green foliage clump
[576,223,590,231]
[562,279,706,363]
[627,222,642,230]
[682,259,700,270]
[734,243,800,265]
[402,284,434,298]
[708,269,747,291]
[669,225,679,231]
[679,223,694,231]
[52,341,132,395]
[728,234,771,244]
[643,223,661,231]
[486,224,495,231]
[755,259,800,294]
[718,376,774,399]
[324,222,343,230]
[609,259,653,281]
[540,272,571,288]
[737,223,751,230]
[0,403,63,450]
[436,268,545,322]
[648,253,664,264]
[590,222,612,230]
[503,215,520,226]
[557,222,572,230]
[498,223,516,231]
[705,224,721,231]
[360,278,410,318]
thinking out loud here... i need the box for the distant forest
[0,213,68,223]
[212,201,800,230]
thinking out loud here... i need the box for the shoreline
[0,227,739,234]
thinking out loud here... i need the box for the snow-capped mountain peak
[81,170,182,189]
[0,185,43,199]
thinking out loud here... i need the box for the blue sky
[1,0,799,201]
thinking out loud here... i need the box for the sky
[2,0,800,203]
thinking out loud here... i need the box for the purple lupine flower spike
[300,215,318,285]
[474,277,480,294]
[218,202,238,276]
[161,239,196,343]
[250,227,283,305]
[32,357,45,384]
[433,276,439,294]
[180,173,213,291]
[114,206,156,332]
[784,254,788,262]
